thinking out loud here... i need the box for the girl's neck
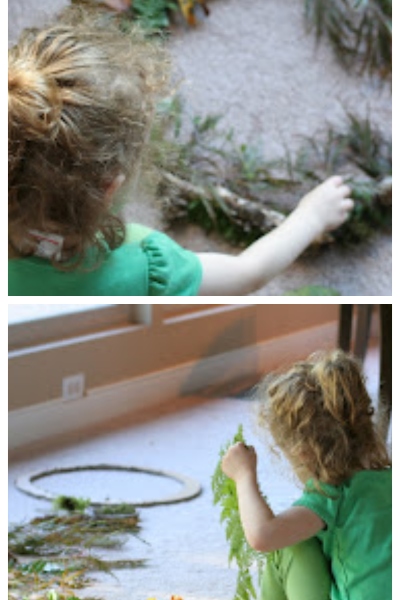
[9,231,81,261]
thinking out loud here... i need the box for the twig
[161,170,285,225]
[160,171,335,244]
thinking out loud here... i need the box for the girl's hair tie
[8,61,62,141]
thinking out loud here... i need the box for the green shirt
[8,224,203,296]
[294,469,392,600]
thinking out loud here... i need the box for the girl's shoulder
[8,224,202,296]
[303,468,391,496]
[347,467,392,495]
[294,468,391,534]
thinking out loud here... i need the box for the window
[8,304,150,352]
[8,304,111,324]
[161,304,222,318]
[160,303,251,323]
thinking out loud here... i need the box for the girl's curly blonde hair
[8,6,169,267]
[257,349,390,486]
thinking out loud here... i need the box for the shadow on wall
[179,314,259,398]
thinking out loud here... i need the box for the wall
[9,304,339,412]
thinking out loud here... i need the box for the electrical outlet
[62,373,85,401]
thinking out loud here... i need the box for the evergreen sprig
[155,97,391,248]
[304,0,392,79]
[211,425,270,600]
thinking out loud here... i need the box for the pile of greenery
[70,0,209,31]
[85,0,393,72]
[211,425,272,600]
[304,0,392,79]
[290,113,392,244]
[130,0,209,29]
[69,0,391,251]
[8,496,144,600]
[128,0,179,30]
[153,96,391,248]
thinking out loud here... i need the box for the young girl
[8,7,354,296]
[222,350,391,600]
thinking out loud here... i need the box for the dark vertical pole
[378,304,392,439]
[354,305,373,361]
[338,305,353,351]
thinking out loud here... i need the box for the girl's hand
[296,175,354,234]
[221,442,257,483]
[197,174,354,295]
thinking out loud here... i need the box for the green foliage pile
[153,97,290,246]
[291,113,392,244]
[70,1,391,251]
[304,0,392,79]
[8,497,144,600]
[69,0,179,32]
[155,97,391,247]
[149,3,392,249]
[52,495,91,513]
[131,0,178,30]
[211,425,270,600]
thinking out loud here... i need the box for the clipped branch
[161,170,285,227]
[160,170,336,245]
[161,171,284,225]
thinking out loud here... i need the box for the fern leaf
[212,425,269,600]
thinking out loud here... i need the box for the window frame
[8,304,150,352]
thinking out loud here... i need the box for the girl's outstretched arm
[222,442,325,552]
[197,176,353,295]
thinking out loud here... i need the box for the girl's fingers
[329,175,343,186]
[342,199,355,211]
[329,176,352,198]
[339,184,352,198]
[244,444,255,452]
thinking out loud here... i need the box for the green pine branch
[212,425,272,600]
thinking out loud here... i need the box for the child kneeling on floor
[222,349,391,600]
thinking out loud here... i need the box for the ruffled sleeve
[141,231,203,296]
